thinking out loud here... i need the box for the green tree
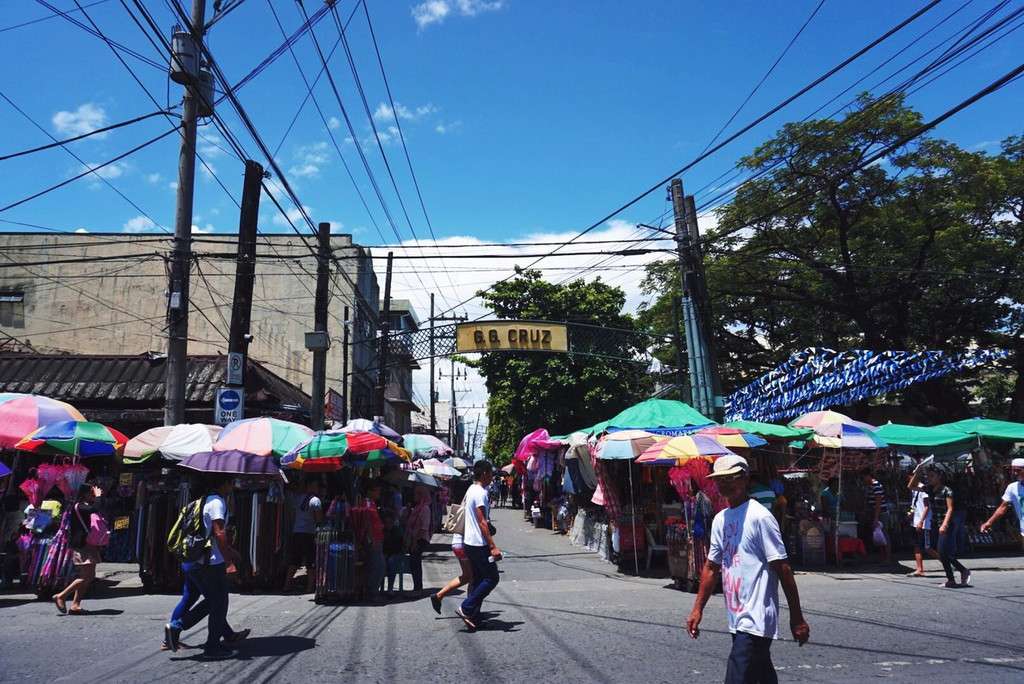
[640,94,1024,422]
[475,268,652,465]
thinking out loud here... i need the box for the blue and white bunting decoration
[724,347,1009,423]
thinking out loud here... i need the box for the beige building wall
[0,232,380,411]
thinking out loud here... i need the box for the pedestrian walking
[456,459,501,630]
[860,467,890,564]
[53,483,105,615]
[282,478,323,592]
[927,467,971,588]
[164,474,246,660]
[404,485,432,599]
[980,457,1024,541]
[430,491,477,615]
[905,467,939,577]
[687,455,809,683]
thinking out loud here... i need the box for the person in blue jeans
[162,556,249,651]
[164,475,247,659]
[456,460,501,630]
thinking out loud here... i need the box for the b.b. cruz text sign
[456,321,568,352]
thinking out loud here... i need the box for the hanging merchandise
[36,463,62,498]
[58,462,90,498]
[20,475,44,509]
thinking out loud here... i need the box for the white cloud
[123,216,156,233]
[193,224,214,234]
[81,161,126,182]
[289,142,330,177]
[412,0,503,29]
[328,117,341,130]
[52,103,109,139]
[435,121,462,135]
[373,102,438,122]
[146,172,163,184]
[272,205,312,227]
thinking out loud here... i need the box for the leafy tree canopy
[475,268,652,465]
[640,93,1024,422]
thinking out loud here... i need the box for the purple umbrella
[179,449,281,476]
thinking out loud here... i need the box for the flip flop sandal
[68,608,88,615]
[54,596,68,614]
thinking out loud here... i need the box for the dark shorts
[289,532,316,568]
[727,631,777,684]
[912,527,932,550]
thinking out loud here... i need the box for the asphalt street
[3,506,1024,683]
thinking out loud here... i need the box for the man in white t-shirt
[167,474,245,660]
[981,457,1024,540]
[283,479,324,592]
[456,459,501,630]
[687,455,809,683]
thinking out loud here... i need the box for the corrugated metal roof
[0,353,309,409]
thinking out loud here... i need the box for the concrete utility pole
[671,178,723,421]
[309,222,331,430]
[429,293,436,435]
[374,252,394,421]
[165,0,207,426]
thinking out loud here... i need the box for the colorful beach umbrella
[123,423,223,464]
[443,456,473,471]
[812,423,888,450]
[0,393,86,449]
[636,435,735,466]
[281,429,408,471]
[597,430,661,460]
[418,458,460,478]
[789,410,876,432]
[15,420,128,458]
[213,417,314,459]
[179,449,282,476]
[696,426,768,449]
[402,433,453,458]
[341,418,403,443]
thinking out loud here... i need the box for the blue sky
[2,1,1022,434]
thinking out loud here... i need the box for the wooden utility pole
[165,0,207,426]
[227,160,262,365]
[309,222,331,430]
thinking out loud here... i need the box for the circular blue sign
[219,389,241,410]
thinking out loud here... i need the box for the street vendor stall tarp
[874,423,976,449]
[934,417,1024,442]
[724,420,814,441]
[584,398,713,435]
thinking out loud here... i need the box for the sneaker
[164,623,181,653]
[201,648,239,660]
[938,580,960,588]
[961,570,972,586]
[224,628,250,645]
[430,594,442,615]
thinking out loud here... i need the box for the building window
[0,293,24,328]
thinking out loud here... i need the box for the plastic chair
[644,526,668,570]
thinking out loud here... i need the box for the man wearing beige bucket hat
[686,454,809,683]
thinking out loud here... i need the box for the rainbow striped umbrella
[635,435,735,466]
[16,420,128,458]
[213,417,315,459]
[281,430,409,472]
[0,393,86,449]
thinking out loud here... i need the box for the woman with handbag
[54,483,107,614]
